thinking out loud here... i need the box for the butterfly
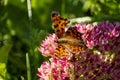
[51,11,84,57]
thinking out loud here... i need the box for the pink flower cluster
[72,23,93,33]
[38,34,58,57]
[73,51,120,80]
[82,21,120,48]
[38,21,120,80]
[37,57,73,80]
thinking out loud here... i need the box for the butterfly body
[51,11,84,57]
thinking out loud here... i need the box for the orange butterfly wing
[51,12,84,57]
[54,44,68,57]
[51,12,70,37]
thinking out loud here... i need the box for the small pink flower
[86,40,94,48]
[37,62,51,80]
[38,34,58,57]
[111,28,119,37]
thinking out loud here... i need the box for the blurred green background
[0,0,120,80]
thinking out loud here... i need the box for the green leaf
[0,63,6,79]
[0,44,12,79]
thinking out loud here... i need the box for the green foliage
[0,0,120,80]
[82,0,120,21]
